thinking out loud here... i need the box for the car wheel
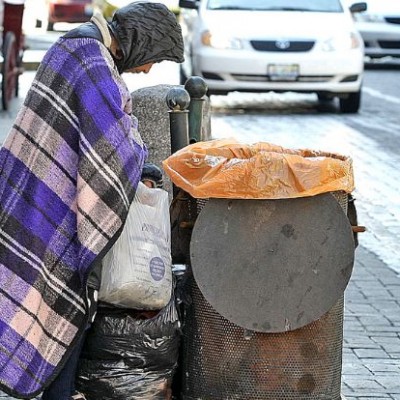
[179,65,189,85]
[317,93,334,102]
[1,32,17,111]
[339,90,361,114]
[47,21,55,31]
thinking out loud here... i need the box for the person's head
[108,1,184,74]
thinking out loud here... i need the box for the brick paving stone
[344,338,382,349]
[376,377,400,391]
[380,344,400,354]
[365,361,400,374]
[353,348,392,359]
[345,377,386,391]
[346,395,392,399]
[346,303,379,316]
[359,316,394,326]
[342,364,373,375]
[341,246,400,399]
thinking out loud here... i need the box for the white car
[92,0,180,20]
[179,0,367,113]
[351,0,400,59]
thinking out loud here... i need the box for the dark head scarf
[108,1,184,73]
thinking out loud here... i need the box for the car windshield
[207,0,344,12]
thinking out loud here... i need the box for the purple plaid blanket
[0,37,146,398]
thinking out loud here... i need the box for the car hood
[362,0,400,14]
[201,11,355,39]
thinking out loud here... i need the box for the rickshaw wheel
[15,49,24,97]
[1,31,18,111]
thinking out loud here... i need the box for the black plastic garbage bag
[76,296,181,400]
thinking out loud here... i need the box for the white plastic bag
[99,182,172,309]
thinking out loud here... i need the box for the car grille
[385,17,400,24]
[378,40,400,49]
[250,40,315,52]
[231,74,333,82]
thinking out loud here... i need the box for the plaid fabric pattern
[0,37,146,398]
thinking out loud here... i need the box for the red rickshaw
[1,0,25,110]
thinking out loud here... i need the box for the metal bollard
[166,87,191,154]
[184,76,208,143]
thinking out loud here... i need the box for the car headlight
[353,13,385,23]
[320,32,362,51]
[201,30,243,50]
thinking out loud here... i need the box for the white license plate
[268,64,299,81]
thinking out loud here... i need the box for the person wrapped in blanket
[0,3,183,400]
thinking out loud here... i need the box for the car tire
[339,90,361,114]
[1,31,18,111]
[179,65,188,86]
[47,21,55,31]
[317,93,334,102]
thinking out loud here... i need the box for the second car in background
[179,0,367,113]
[352,0,400,59]
[46,0,93,31]
[92,0,180,20]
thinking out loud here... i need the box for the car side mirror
[179,0,199,10]
[349,2,367,13]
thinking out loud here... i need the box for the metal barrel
[179,192,349,400]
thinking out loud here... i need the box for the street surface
[0,17,399,399]
[211,75,400,277]
[208,69,400,399]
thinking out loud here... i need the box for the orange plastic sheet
[162,139,355,199]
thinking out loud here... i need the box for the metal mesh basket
[178,192,349,400]
[181,279,343,400]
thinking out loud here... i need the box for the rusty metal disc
[190,194,355,333]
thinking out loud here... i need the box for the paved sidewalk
[343,246,400,400]
[0,245,398,399]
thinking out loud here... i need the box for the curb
[22,50,45,71]
[0,50,43,72]
[22,61,41,71]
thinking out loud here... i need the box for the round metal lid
[190,193,355,333]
